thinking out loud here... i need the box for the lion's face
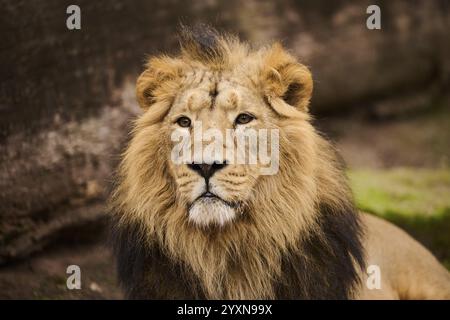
[162,70,276,226]
[127,35,313,229]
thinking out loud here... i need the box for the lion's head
[111,26,364,299]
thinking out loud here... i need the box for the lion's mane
[110,25,365,300]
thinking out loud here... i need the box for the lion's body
[358,214,450,299]
[110,25,450,300]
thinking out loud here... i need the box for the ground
[0,105,448,299]
[0,243,121,299]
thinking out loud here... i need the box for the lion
[110,25,450,299]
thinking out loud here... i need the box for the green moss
[348,168,450,269]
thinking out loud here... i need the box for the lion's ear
[262,44,313,112]
[136,56,183,109]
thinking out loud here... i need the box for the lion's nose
[187,162,227,179]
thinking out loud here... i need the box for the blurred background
[0,0,449,299]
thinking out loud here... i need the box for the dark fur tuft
[109,215,205,299]
[179,24,234,66]
[275,200,365,299]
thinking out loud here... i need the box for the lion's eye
[176,116,191,128]
[235,113,254,125]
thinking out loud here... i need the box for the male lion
[110,26,450,299]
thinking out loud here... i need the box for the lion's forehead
[182,65,255,88]
[173,69,258,114]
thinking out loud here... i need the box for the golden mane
[110,25,364,299]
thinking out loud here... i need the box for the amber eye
[235,113,254,125]
[176,116,191,128]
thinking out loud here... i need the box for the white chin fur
[188,198,236,227]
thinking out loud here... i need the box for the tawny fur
[110,26,450,300]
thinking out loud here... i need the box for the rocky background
[0,0,449,298]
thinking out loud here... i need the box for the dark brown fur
[111,195,365,299]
